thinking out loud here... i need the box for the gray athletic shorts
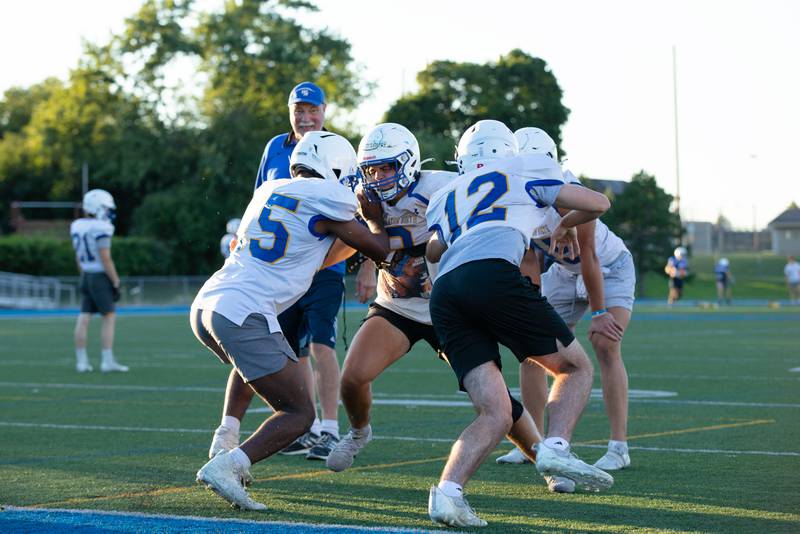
[190,308,298,382]
[80,272,115,314]
[541,251,636,326]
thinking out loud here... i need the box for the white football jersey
[70,218,115,273]
[530,169,628,274]
[192,178,358,332]
[373,170,455,324]
[426,154,564,278]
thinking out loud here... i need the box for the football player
[192,132,390,511]
[495,127,635,494]
[665,246,689,305]
[70,189,128,373]
[424,120,613,527]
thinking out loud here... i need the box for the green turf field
[1,306,799,532]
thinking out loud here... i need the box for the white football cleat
[594,446,631,471]
[428,486,487,528]
[543,475,576,493]
[196,452,266,511]
[100,359,129,373]
[208,425,240,459]
[76,361,93,373]
[535,442,613,492]
[496,447,532,464]
[326,426,372,472]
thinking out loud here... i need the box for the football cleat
[76,361,93,373]
[306,431,339,461]
[208,425,240,459]
[496,447,532,464]
[535,442,613,492]
[543,475,576,493]
[428,486,487,528]
[196,452,266,511]
[594,445,631,471]
[279,431,319,456]
[326,426,372,472]
[100,359,129,373]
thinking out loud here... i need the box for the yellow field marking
[576,418,775,445]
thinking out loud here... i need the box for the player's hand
[357,188,384,222]
[112,285,121,302]
[548,223,580,260]
[588,312,624,342]
[355,261,377,303]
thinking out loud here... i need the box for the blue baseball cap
[288,81,326,107]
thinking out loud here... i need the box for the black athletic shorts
[669,277,684,290]
[79,272,115,314]
[363,302,441,353]
[430,259,575,391]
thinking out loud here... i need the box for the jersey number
[443,172,508,244]
[71,233,95,262]
[250,193,300,263]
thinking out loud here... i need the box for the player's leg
[74,312,92,372]
[326,308,410,471]
[88,272,127,373]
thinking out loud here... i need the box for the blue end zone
[0,507,433,534]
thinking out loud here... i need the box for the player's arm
[577,220,623,342]
[99,248,121,289]
[320,239,357,269]
[426,232,447,263]
[316,218,389,263]
[548,184,610,258]
[355,259,377,303]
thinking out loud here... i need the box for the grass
[1,306,799,532]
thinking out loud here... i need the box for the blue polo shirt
[255,131,345,275]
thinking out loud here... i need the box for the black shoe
[279,431,319,455]
[306,431,339,460]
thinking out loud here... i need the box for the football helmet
[674,246,688,259]
[290,131,358,189]
[357,123,421,201]
[226,218,242,235]
[514,127,558,161]
[456,119,518,174]
[82,189,116,222]
[718,257,729,267]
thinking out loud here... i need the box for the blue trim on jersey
[268,193,300,211]
[94,234,110,240]
[308,215,332,240]
[405,180,429,205]
[429,223,445,244]
[525,179,563,208]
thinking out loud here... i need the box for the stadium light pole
[672,45,682,240]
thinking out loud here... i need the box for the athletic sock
[101,349,114,364]
[438,480,464,498]
[76,348,88,363]
[229,447,251,470]
[222,416,241,434]
[321,419,339,439]
[609,440,628,453]
[351,424,371,440]
[543,437,570,451]
[310,418,322,436]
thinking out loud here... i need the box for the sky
[2,0,798,230]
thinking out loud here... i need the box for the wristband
[591,308,607,317]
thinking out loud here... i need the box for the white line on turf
[790,367,800,372]
[0,506,432,533]
[0,421,797,457]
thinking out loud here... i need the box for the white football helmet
[456,119,518,174]
[674,246,688,259]
[290,131,358,189]
[357,123,421,201]
[718,257,729,267]
[515,127,558,160]
[226,218,241,235]
[82,189,116,222]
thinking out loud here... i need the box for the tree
[384,49,570,166]
[601,171,682,296]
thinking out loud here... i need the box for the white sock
[351,424,371,439]
[437,480,463,498]
[544,437,570,451]
[321,419,339,438]
[609,440,628,452]
[76,348,88,363]
[101,349,114,363]
[229,447,251,470]
[310,418,322,436]
[222,416,240,434]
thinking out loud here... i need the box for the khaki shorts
[190,308,298,382]
[541,251,636,326]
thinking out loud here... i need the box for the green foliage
[385,49,569,165]
[0,235,171,276]
[599,171,682,296]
